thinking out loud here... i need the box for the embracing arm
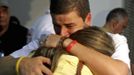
[63,38,129,75]
[42,34,129,75]
[19,56,52,75]
[0,55,17,75]
[0,55,52,75]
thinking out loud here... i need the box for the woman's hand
[19,56,52,75]
[44,34,62,48]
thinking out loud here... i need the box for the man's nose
[60,27,70,37]
[0,12,4,18]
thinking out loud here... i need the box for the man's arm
[19,56,52,75]
[0,55,52,75]
[10,40,40,58]
[0,56,17,75]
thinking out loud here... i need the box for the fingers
[37,56,52,75]
[45,34,62,47]
[41,65,53,75]
[19,56,52,75]
[36,56,51,64]
[27,68,43,75]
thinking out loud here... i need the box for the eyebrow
[64,23,74,26]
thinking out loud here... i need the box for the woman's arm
[63,38,129,75]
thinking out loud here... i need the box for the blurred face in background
[0,6,10,32]
[113,17,128,34]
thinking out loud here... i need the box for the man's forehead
[0,6,8,9]
[0,0,9,8]
[53,11,81,22]
[0,6,9,12]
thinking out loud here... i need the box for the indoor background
[5,0,134,64]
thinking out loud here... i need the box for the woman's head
[70,26,115,56]
[33,26,115,72]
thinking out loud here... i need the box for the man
[44,1,129,75]
[0,0,28,56]
[102,7,130,74]
[103,8,128,34]
[0,0,130,75]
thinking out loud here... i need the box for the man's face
[52,11,90,37]
[0,6,10,31]
[113,17,128,34]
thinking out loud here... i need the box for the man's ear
[84,13,91,27]
[111,19,118,29]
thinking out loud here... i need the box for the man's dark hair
[50,0,90,20]
[106,8,128,23]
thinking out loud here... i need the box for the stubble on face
[52,11,87,36]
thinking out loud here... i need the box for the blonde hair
[70,26,115,56]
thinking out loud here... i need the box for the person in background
[0,0,130,75]
[102,7,131,74]
[0,0,28,56]
[103,8,128,34]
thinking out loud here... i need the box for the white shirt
[11,10,55,58]
[108,32,130,68]
[27,10,55,43]
[11,40,39,57]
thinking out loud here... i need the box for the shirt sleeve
[109,33,130,68]
[30,11,55,41]
[10,40,39,58]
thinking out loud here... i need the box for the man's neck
[102,24,113,33]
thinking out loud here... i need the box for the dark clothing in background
[0,16,28,56]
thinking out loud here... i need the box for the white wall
[25,0,50,28]
[90,0,124,27]
[8,0,123,28]
[8,0,50,28]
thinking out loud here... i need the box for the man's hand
[19,56,52,75]
[45,34,62,48]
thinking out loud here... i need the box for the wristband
[66,40,77,52]
[16,56,25,75]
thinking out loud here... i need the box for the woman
[33,26,115,75]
